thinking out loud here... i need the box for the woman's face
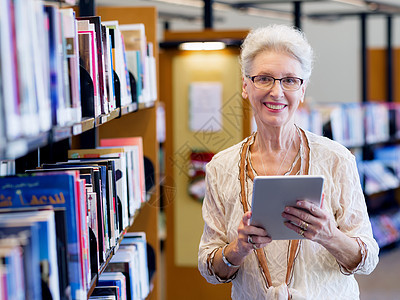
[242,50,306,129]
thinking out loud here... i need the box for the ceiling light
[179,41,226,51]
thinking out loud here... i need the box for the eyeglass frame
[245,75,304,91]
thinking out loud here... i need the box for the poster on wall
[189,82,222,132]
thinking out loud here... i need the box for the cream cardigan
[198,129,379,300]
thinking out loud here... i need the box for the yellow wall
[171,50,243,266]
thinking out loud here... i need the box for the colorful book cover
[0,172,85,299]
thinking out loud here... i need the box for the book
[105,248,137,300]
[102,25,116,111]
[100,137,146,205]
[119,24,147,104]
[0,221,42,299]
[0,209,60,300]
[77,16,108,115]
[102,21,131,107]
[38,164,108,264]
[98,272,126,300]
[0,172,85,299]
[59,159,119,246]
[78,20,101,117]
[61,8,82,124]
[13,0,41,137]
[120,232,149,299]
[68,148,130,231]
[0,240,25,300]
[0,0,21,140]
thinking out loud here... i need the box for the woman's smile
[263,102,287,112]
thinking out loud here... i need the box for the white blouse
[198,130,379,300]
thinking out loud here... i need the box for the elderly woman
[198,24,379,299]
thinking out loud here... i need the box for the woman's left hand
[281,200,338,245]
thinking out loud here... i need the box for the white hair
[240,24,314,81]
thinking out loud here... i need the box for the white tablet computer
[250,175,324,240]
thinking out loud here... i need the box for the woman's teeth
[265,103,285,110]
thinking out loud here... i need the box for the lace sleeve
[206,247,238,283]
[337,237,368,275]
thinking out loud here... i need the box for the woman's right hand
[226,211,272,266]
[213,211,272,279]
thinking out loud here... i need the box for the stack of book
[0,1,157,155]
[0,135,149,299]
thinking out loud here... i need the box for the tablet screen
[250,175,324,240]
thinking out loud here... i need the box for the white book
[119,23,148,104]
[61,8,82,124]
[102,21,131,107]
[0,0,21,140]
[14,0,40,136]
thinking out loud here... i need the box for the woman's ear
[242,77,248,99]
[300,82,307,103]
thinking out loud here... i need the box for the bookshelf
[0,1,160,299]
[159,29,249,299]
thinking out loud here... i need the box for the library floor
[356,246,400,300]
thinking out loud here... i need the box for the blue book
[105,249,136,300]
[120,232,149,299]
[0,172,84,299]
[45,5,65,126]
[0,243,25,300]
[0,209,60,300]
[0,222,42,300]
[98,271,126,300]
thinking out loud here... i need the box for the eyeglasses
[246,75,304,91]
